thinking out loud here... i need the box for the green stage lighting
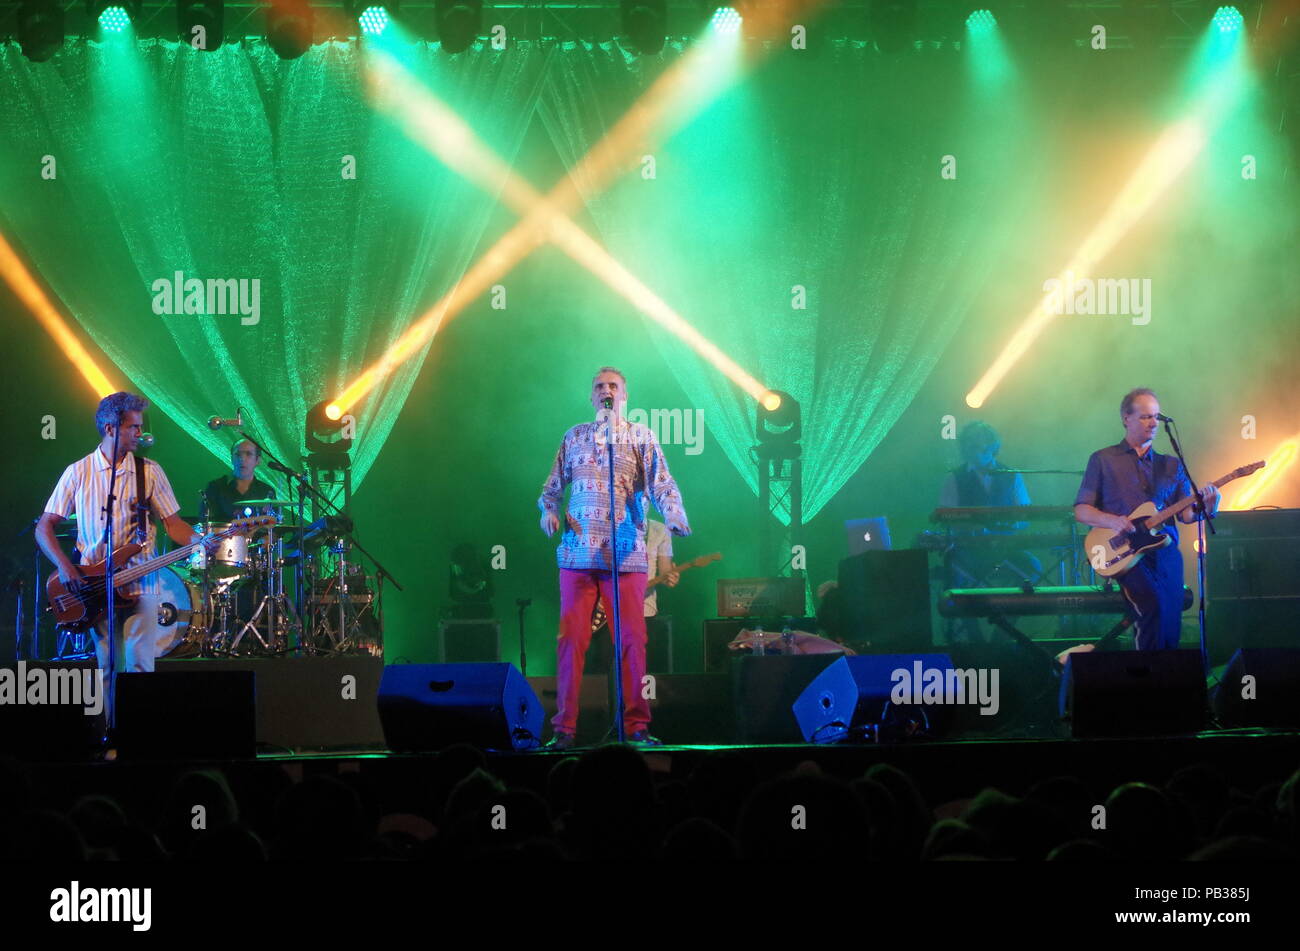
[710,6,741,35]
[965,9,996,36]
[98,4,131,32]
[359,5,390,35]
[1212,6,1243,33]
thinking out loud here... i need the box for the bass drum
[155,564,211,659]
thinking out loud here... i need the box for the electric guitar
[590,552,723,632]
[46,515,274,632]
[1082,461,1264,578]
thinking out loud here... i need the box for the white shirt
[44,448,181,596]
[643,519,674,617]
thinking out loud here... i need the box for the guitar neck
[113,541,202,587]
[1149,472,1236,528]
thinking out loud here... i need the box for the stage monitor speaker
[1206,509,1300,663]
[1213,648,1300,728]
[0,661,102,760]
[836,550,932,651]
[732,654,841,744]
[437,620,501,663]
[116,670,256,760]
[1061,649,1206,738]
[378,663,542,752]
[792,653,956,743]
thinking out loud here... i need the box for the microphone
[138,433,155,448]
[601,397,613,410]
[1156,414,1174,423]
[207,411,243,430]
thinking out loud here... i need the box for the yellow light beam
[965,119,1207,409]
[1225,436,1298,510]
[338,5,824,414]
[0,230,118,398]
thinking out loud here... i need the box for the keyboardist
[938,422,1041,642]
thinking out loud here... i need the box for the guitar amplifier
[716,577,806,618]
[1206,509,1300,662]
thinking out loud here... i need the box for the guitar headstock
[689,552,723,569]
[1234,460,1266,479]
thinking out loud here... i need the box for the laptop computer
[844,516,892,556]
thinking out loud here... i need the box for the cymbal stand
[229,523,296,655]
[310,538,372,654]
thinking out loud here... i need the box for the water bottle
[751,625,764,656]
[781,623,794,654]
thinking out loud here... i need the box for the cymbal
[233,498,295,507]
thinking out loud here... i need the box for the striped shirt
[44,448,182,596]
[539,417,690,573]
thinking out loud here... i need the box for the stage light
[325,402,342,421]
[88,0,138,34]
[621,0,666,54]
[267,0,314,60]
[359,5,390,34]
[306,399,352,455]
[1212,6,1243,34]
[17,0,64,62]
[435,0,481,54]
[965,8,995,36]
[710,6,741,35]
[177,0,224,51]
[756,390,801,457]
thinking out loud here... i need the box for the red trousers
[554,568,649,735]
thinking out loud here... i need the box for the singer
[1073,389,1219,650]
[33,392,199,691]
[537,367,691,749]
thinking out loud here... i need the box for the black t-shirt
[202,475,276,522]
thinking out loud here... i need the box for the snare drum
[155,564,212,659]
[188,522,250,579]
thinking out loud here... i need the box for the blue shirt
[1075,441,1192,544]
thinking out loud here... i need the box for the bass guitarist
[35,392,199,685]
[1073,388,1219,650]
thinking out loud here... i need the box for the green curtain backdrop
[539,40,1037,524]
[2,36,1033,521]
[0,38,547,493]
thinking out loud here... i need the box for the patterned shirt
[1075,441,1192,545]
[539,417,690,573]
[44,448,182,596]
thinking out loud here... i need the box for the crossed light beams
[964,21,1253,410]
[0,230,118,398]
[335,2,824,416]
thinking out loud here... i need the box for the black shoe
[544,732,577,751]
[627,731,662,747]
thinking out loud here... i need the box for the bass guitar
[46,515,274,632]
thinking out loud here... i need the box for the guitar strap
[133,455,151,546]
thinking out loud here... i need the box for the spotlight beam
[338,5,825,413]
[0,230,118,398]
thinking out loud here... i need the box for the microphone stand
[516,598,531,676]
[1164,419,1215,678]
[603,401,627,745]
[101,418,123,733]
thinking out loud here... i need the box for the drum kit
[156,499,383,659]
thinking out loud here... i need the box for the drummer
[203,439,277,521]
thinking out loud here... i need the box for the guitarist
[34,392,200,684]
[1073,388,1219,650]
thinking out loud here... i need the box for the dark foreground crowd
[3,748,1299,861]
